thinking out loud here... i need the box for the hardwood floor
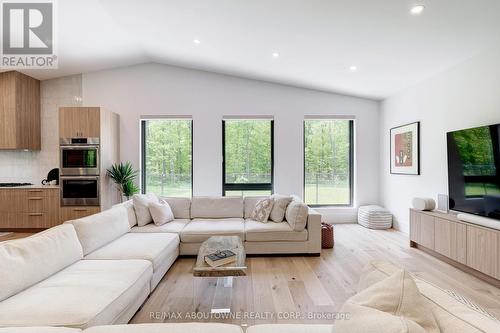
[131,224,500,325]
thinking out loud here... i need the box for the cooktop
[0,183,34,187]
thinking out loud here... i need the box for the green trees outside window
[141,119,192,197]
[304,119,353,206]
[223,119,273,196]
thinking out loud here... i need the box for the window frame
[303,118,354,207]
[222,119,274,196]
[140,117,194,197]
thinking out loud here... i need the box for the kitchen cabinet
[59,107,101,138]
[0,187,60,229]
[59,107,121,210]
[60,206,100,222]
[0,71,40,150]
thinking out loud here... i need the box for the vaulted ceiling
[16,0,500,99]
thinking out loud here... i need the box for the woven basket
[321,222,334,248]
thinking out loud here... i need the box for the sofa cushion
[0,260,152,329]
[133,193,159,226]
[84,323,243,333]
[191,196,243,218]
[244,196,268,218]
[245,219,308,242]
[285,201,309,231]
[84,233,179,271]
[159,197,191,219]
[361,261,500,333]
[149,201,174,225]
[180,218,245,243]
[112,200,137,227]
[246,324,333,333]
[251,198,274,222]
[65,206,130,255]
[0,328,81,333]
[0,224,83,302]
[130,219,190,234]
[336,269,439,333]
[269,194,293,222]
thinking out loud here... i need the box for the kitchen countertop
[0,185,59,189]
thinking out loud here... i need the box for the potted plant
[107,162,139,202]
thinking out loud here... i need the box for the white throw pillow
[251,198,275,223]
[149,200,175,226]
[285,201,309,231]
[133,193,159,226]
[269,194,293,222]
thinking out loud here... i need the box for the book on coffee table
[205,249,236,268]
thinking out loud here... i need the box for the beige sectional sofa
[0,195,320,329]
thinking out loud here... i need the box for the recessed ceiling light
[272,52,279,58]
[193,39,200,44]
[410,4,425,15]
[349,65,358,71]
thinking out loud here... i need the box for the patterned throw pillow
[251,198,275,223]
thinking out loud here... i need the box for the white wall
[82,63,380,220]
[0,75,82,184]
[380,45,500,233]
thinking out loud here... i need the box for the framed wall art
[390,121,420,175]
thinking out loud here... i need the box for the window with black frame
[222,118,274,196]
[141,118,193,197]
[304,118,354,206]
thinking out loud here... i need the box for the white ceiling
[15,0,500,99]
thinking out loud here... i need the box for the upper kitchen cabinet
[0,71,41,150]
[59,107,101,138]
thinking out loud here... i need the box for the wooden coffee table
[193,236,247,313]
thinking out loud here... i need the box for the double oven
[60,138,100,206]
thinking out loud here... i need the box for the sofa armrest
[307,208,322,254]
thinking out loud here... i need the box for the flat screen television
[447,124,500,220]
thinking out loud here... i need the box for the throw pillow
[133,193,159,226]
[269,194,293,222]
[149,200,175,226]
[335,269,440,333]
[251,198,275,223]
[285,201,308,231]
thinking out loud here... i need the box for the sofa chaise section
[0,225,153,329]
[0,260,152,329]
